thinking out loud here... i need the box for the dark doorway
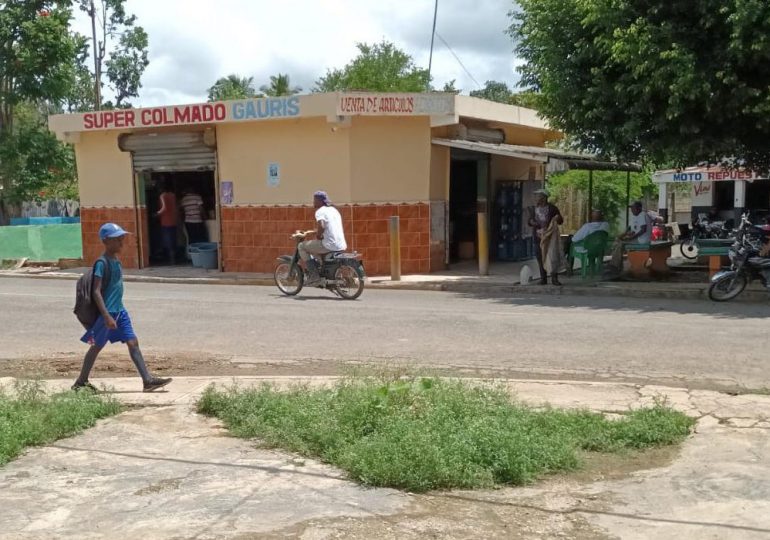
[747,180,770,222]
[144,171,216,266]
[449,160,478,262]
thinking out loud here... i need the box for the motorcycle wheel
[274,262,304,296]
[708,273,747,302]
[680,238,699,260]
[334,264,365,300]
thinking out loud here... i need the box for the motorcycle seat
[322,251,345,262]
[749,257,770,268]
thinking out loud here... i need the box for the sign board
[336,93,454,116]
[267,163,280,187]
[220,181,233,205]
[691,182,713,206]
[653,168,764,184]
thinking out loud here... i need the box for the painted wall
[0,224,82,261]
[75,130,134,207]
[349,116,432,203]
[216,117,351,205]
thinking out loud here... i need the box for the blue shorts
[81,310,137,348]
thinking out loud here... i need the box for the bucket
[188,242,218,269]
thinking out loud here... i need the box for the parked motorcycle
[274,231,366,300]
[681,214,732,260]
[708,214,770,302]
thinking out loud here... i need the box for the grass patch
[198,376,694,492]
[0,380,122,466]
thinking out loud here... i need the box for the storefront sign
[81,96,301,131]
[654,168,763,183]
[267,163,280,187]
[336,93,453,116]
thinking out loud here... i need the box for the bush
[198,376,694,492]
[0,380,122,466]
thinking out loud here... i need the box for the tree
[470,80,514,104]
[259,73,301,97]
[77,0,149,108]
[511,0,770,171]
[0,1,82,223]
[314,41,430,92]
[207,74,260,102]
[440,80,461,94]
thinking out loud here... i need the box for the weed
[198,376,694,492]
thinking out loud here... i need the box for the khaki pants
[299,239,330,262]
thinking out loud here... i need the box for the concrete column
[657,182,668,223]
[734,180,747,222]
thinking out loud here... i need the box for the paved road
[1,277,769,390]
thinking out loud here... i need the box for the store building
[49,92,609,275]
[653,166,770,225]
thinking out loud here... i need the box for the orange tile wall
[221,203,431,276]
[80,207,140,268]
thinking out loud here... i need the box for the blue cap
[99,223,130,241]
[314,190,331,206]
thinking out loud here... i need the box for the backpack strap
[95,256,112,294]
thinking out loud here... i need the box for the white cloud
[71,0,521,107]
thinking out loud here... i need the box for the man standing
[156,182,178,265]
[180,188,207,244]
[528,189,564,285]
[299,191,347,283]
[73,223,172,392]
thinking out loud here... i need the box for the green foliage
[314,41,430,92]
[511,1,770,170]
[0,380,121,466]
[469,80,541,109]
[440,79,461,94]
[548,170,655,232]
[259,73,301,97]
[199,376,694,492]
[208,74,260,102]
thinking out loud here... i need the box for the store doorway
[143,171,216,266]
[449,159,480,263]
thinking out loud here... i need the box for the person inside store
[610,201,652,271]
[156,180,178,265]
[180,187,207,244]
[528,189,564,285]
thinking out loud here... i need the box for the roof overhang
[432,139,642,173]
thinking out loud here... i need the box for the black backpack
[74,256,112,330]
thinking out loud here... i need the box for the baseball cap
[313,190,331,205]
[99,223,130,241]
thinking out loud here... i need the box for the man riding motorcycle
[299,190,347,283]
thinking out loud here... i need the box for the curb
[1,270,767,303]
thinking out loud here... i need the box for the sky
[71,0,521,107]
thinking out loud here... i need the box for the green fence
[0,224,82,262]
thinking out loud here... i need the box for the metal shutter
[120,132,216,172]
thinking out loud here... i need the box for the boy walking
[72,223,172,392]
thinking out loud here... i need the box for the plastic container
[188,242,218,269]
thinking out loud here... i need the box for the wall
[75,131,134,207]
[0,224,82,262]
[216,117,351,205]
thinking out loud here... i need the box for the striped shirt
[181,194,204,223]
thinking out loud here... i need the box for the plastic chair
[569,231,609,278]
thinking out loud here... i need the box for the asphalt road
[1,277,769,390]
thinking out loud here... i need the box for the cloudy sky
[71,0,520,107]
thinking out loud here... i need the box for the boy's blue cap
[99,223,130,241]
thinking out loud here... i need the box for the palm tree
[259,73,302,97]
[207,74,261,102]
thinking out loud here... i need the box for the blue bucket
[188,242,218,269]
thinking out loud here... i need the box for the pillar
[657,182,668,223]
[734,179,746,223]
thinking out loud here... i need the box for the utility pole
[427,0,438,87]
[89,0,101,110]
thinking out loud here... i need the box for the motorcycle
[681,214,731,260]
[274,230,366,300]
[708,214,770,302]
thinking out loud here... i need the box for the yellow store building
[49,92,585,275]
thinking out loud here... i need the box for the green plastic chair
[569,231,609,278]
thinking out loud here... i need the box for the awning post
[625,171,631,230]
[587,170,594,223]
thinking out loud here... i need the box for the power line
[428,0,439,82]
[435,32,483,89]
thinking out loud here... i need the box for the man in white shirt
[299,190,347,282]
[610,201,652,270]
[572,210,610,245]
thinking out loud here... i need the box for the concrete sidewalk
[2,376,770,539]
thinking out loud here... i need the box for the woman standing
[528,189,564,285]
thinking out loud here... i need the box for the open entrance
[143,171,217,266]
[449,151,489,264]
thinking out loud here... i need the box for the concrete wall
[216,117,351,205]
[0,224,82,261]
[75,131,134,207]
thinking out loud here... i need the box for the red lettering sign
[83,103,230,130]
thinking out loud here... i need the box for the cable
[435,32,483,89]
